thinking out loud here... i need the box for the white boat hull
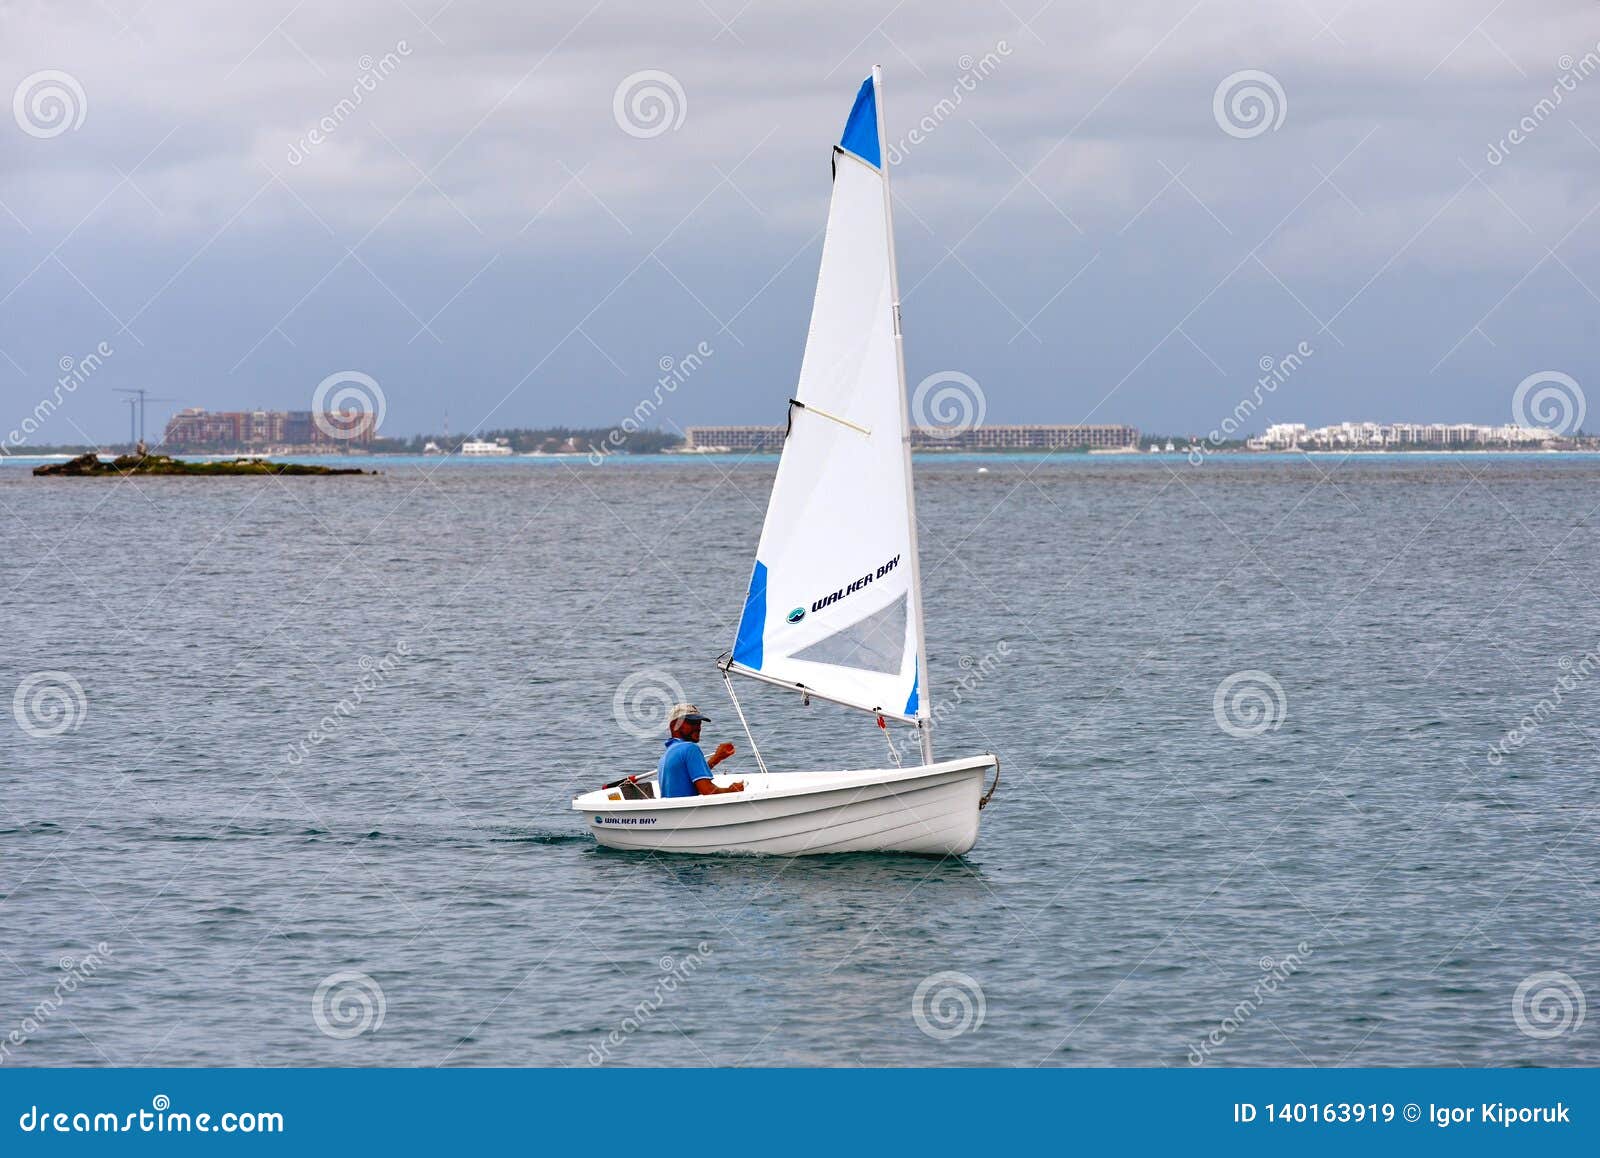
[572,754,996,856]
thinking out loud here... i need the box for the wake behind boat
[575,68,999,856]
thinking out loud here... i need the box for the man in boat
[658,704,745,797]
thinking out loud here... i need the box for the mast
[872,65,935,766]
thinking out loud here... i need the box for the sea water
[2,454,1596,1065]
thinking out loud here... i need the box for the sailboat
[573,69,999,855]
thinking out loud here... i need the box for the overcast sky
[3,0,1598,442]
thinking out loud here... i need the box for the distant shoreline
[8,447,1600,465]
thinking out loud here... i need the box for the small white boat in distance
[460,436,512,455]
[576,67,999,856]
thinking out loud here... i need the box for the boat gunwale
[572,753,996,813]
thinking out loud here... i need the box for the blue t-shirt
[657,737,713,798]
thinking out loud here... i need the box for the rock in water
[33,453,373,477]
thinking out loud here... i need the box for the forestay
[728,72,930,727]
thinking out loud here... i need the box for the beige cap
[667,703,710,724]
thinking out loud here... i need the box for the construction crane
[112,389,177,450]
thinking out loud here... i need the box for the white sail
[729,71,930,727]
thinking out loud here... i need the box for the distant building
[1252,421,1558,450]
[162,408,377,449]
[684,425,786,452]
[684,423,1139,452]
[459,436,513,456]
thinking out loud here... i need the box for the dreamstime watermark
[1487,45,1600,165]
[13,70,86,138]
[12,671,88,739]
[287,41,412,165]
[311,970,385,1039]
[588,341,714,463]
[586,943,714,1064]
[283,642,411,766]
[1188,341,1313,465]
[17,1096,283,1134]
[1486,642,1600,766]
[1511,370,1585,436]
[1213,70,1287,139]
[912,370,986,438]
[889,641,1011,762]
[1187,943,1311,1064]
[2,341,114,455]
[1213,671,1287,738]
[912,971,985,1040]
[612,669,687,740]
[1512,970,1585,1040]
[311,370,386,440]
[884,41,1012,166]
[612,70,686,138]
[0,943,114,1065]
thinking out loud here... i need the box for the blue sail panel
[839,76,880,167]
[732,561,768,669]
[904,658,919,716]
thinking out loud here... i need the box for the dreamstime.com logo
[587,944,714,1065]
[1188,341,1314,466]
[13,70,86,138]
[287,40,412,165]
[17,1096,282,1135]
[1512,971,1586,1040]
[889,641,1011,762]
[912,971,985,1040]
[589,341,714,462]
[1512,371,1585,436]
[311,370,386,440]
[312,970,386,1039]
[883,42,1011,166]
[1487,44,1600,166]
[1213,70,1287,139]
[1486,643,1599,766]
[1188,944,1312,1064]
[284,642,411,767]
[612,670,687,739]
[613,70,686,139]
[912,371,986,439]
[0,943,113,1065]
[1212,671,1287,738]
[12,671,87,738]
[2,341,114,455]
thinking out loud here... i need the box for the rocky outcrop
[33,453,373,477]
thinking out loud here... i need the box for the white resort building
[1251,422,1560,450]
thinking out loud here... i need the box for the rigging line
[877,714,902,768]
[722,668,771,778]
[788,398,871,437]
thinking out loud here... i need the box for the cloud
[2,0,1597,440]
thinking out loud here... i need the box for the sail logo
[787,607,806,623]
[811,555,899,615]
